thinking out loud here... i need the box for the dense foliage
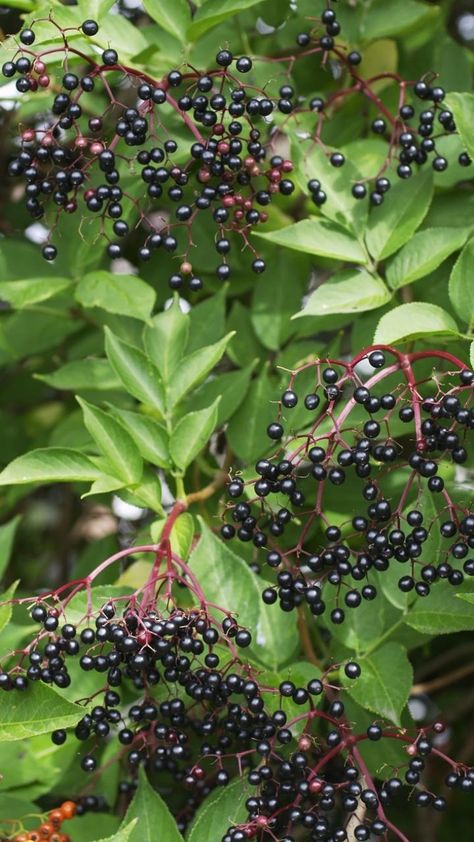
[0,1,473,841]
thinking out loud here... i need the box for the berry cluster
[8,801,76,842]
[223,346,474,623]
[4,5,472,285]
[4,17,297,288]
[293,7,471,206]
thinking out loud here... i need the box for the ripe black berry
[102,49,118,66]
[20,29,35,45]
[82,19,99,35]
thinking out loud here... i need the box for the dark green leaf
[187,363,256,425]
[227,368,276,462]
[251,253,307,350]
[346,643,413,725]
[0,516,21,580]
[365,170,433,260]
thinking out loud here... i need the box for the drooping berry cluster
[4,5,472,284]
[223,346,474,623]
[4,17,297,288]
[294,7,471,206]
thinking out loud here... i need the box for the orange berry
[59,802,76,820]
[40,823,54,838]
[48,811,63,827]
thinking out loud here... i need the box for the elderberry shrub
[5,7,471,288]
[223,346,474,624]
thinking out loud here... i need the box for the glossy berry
[102,49,118,65]
[20,29,35,45]
[81,19,99,35]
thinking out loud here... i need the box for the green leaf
[117,467,163,514]
[0,682,85,741]
[78,0,116,21]
[294,269,391,317]
[76,271,155,322]
[457,593,474,606]
[374,303,460,345]
[0,581,18,636]
[406,585,474,634]
[168,333,234,408]
[361,0,438,40]
[187,287,226,353]
[36,359,121,392]
[151,512,194,560]
[346,643,413,726]
[471,341,474,370]
[77,398,143,485]
[123,767,184,842]
[251,253,307,350]
[190,519,260,632]
[252,579,299,670]
[104,328,165,415]
[188,0,263,39]
[92,820,139,842]
[169,399,220,471]
[255,219,368,263]
[143,299,189,384]
[0,516,21,580]
[111,408,170,468]
[227,301,264,368]
[187,777,249,842]
[143,0,191,44]
[0,309,82,360]
[449,238,474,328]
[142,0,190,43]
[0,277,72,308]
[187,363,256,425]
[190,520,298,670]
[0,448,101,486]
[386,228,470,289]
[227,368,276,462]
[291,141,368,234]
[444,92,474,160]
[365,170,433,261]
